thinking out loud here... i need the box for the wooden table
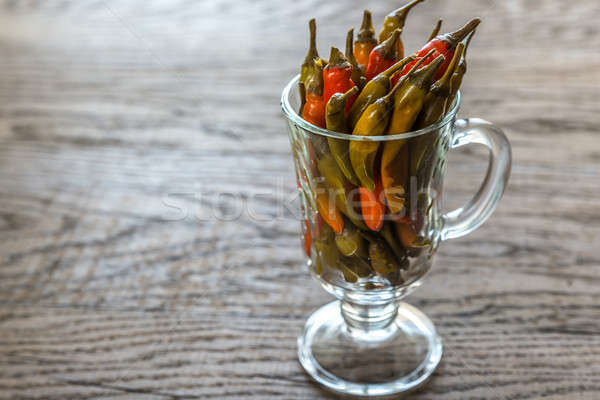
[1,1,599,398]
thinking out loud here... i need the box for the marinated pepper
[302,60,326,128]
[354,10,378,68]
[359,177,385,231]
[317,152,367,230]
[378,0,425,59]
[335,221,368,259]
[316,223,370,283]
[450,29,476,104]
[411,43,464,181]
[345,29,366,89]
[348,54,415,129]
[365,29,402,81]
[382,55,445,213]
[300,19,321,86]
[316,182,344,234]
[323,47,356,110]
[298,81,306,116]
[368,237,399,277]
[349,79,406,191]
[380,222,408,265]
[416,42,465,130]
[326,86,361,186]
[393,18,480,85]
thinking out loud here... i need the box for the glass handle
[441,118,512,241]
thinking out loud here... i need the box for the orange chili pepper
[302,60,326,128]
[359,177,385,232]
[354,10,378,68]
[316,189,344,234]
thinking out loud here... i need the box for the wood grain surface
[0,0,599,398]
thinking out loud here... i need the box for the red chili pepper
[302,60,326,128]
[323,47,356,113]
[392,18,480,87]
[365,29,402,81]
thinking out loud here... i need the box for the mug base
[298,300,442,397]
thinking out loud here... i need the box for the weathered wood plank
[0,0,598,398]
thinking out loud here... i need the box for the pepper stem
[379,29,402,60]
[444,18,481,47]
[428,19,443,41]
[409,54,445,90]
[340,86,359,101]
[303,18,319,65]
[327,47,350,70]
[357,10,376,43]
[381,54,416,78]
[435,42,464,90]
[345,28,354,57]
[391,0,425,23]
[390,49,433,84]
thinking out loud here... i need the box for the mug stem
[340,299,399,338]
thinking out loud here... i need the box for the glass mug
[281,75,511,397]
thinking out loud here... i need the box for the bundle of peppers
[297,2,479,285]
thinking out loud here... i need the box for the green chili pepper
[345,29,365,89]
[382,55,445,214]
[317,152,367,230]
[378,0,425,59]
[450,29,476,104]
[348,54,415,129]
[335,221,368,259]
[298,81,306,116]
[368,237,399,277]
[326,86,360,186]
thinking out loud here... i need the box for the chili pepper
[316,182,343,234]
[342,255,373,279]
[326,86,360,186]
[365,29,402,81]
[410,44,464,184]
[359,177,385,231]
[395,221,418,248]
[317,152,367,230]
[378,0,425,59]
[394,18,480,85]
[416,42,465,130]
[302,60,326,128]
[354,10,378,68]
[316,223,370,282]
[450,29,476,104]
[298,81,306,116]
[382,55,445,214]
[380,222,408,265]
[323,47,356,110]
[300,18,321,86]
[335,222,368,259]
[349,78,405,191]
[428,19,443,41]
[348,54,415,129]
[368,237,399,277]
[345,29,366,90]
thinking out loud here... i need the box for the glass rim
[281,74,461,141]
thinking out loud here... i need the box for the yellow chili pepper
[378,0,425,59]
